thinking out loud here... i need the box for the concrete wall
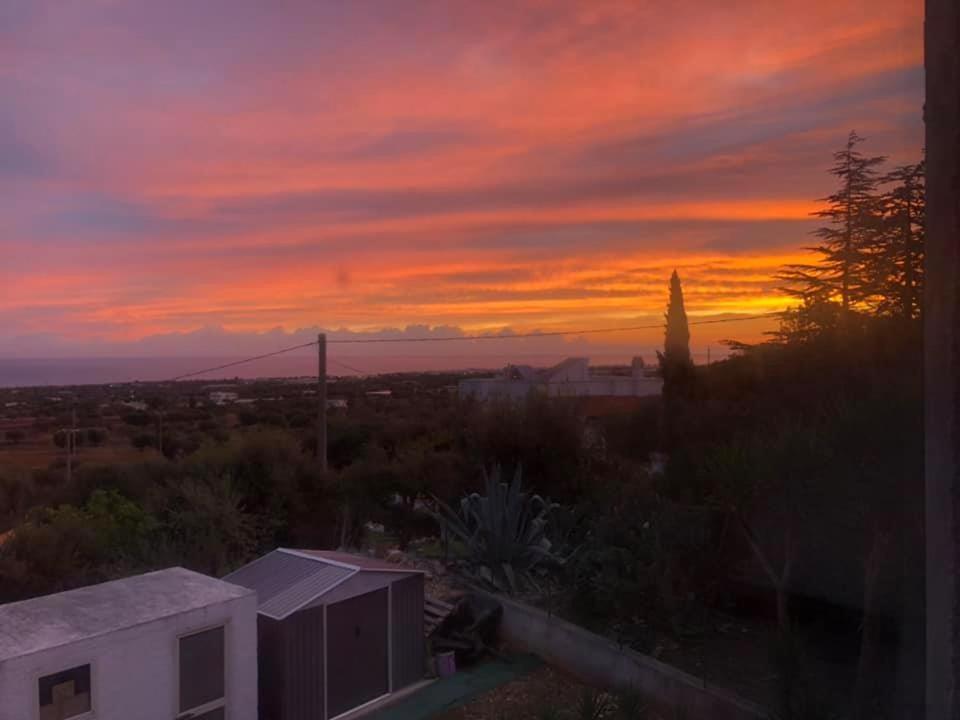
[488,593,766,720]
[0,593,258,720]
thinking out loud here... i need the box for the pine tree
[659,270,693,382]
[777,131,887,315]
[866,157,925,319]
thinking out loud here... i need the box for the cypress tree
[659,269,693,382]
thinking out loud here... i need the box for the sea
[0,350,695,388]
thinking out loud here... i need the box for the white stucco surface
[0,568,258,720]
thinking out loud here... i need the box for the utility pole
[318,333,327,472]
[706,345,711,366]
[156,409,164,457]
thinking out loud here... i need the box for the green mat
[368,654,542,720]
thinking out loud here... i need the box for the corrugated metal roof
[223,550,321,604]
[223,548,425,619]
[223,549,355,619]
[292,549,426,573]
[261,563,354,618]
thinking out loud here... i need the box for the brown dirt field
[0,442,160,470]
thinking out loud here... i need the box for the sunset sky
[2,0,923,363]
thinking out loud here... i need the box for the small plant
[430,466,566,594]
[574,688,612,720]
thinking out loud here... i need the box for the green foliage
[123,412,151,427]
[131,432,156,451]
[153,471,257,576]
[614,688,648,719]
[431,466,565,594]
[469,393,587,500]
[84,488,157,560]
[0,467,35,523]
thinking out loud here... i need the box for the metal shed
[223,548,425,720]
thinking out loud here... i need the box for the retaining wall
[485,592,768,720]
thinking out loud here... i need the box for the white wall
[0,593,258,720]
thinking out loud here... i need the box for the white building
[459,356,662,401]
[209,391,240,406]
[0,567,258,720]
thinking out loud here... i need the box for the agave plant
[430,466,563,594]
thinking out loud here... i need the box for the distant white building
[209,391,240,406]
[120,400,148,412]
[459,356,662,401]
[0,567,257,720]
[327,397,348,410]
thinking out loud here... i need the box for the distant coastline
[0,351,685,389]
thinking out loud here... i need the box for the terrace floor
[367,654,542,720]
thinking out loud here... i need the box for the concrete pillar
[924,0,960,716]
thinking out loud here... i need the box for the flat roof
[0,567,254,662]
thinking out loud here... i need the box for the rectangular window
[178,626,225,716]
[38,665,91,720]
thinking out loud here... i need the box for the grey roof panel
[223,549,322,606]
[0,567,253,661]
[261,563,354,618]
[223,549,354,619]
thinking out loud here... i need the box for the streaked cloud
[1,0,923,358]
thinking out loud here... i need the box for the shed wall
[326,589,389,718]
[390,574,425,691]
[0,594,257,720]
[281,605,325,720]
[257,615,285,720]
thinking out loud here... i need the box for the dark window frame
[176,624,227,719]
[37,663,93,720]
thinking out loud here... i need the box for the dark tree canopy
[777,131,886,313]
[868,158,925,319]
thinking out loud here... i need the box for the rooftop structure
[0,568,258,720]
[459,356,662,401]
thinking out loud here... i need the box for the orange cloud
[2,0,923,357]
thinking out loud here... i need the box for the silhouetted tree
[658,270,693,384]
[868,157,925,319]
[777,131,886,316]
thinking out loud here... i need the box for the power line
[328,357,369,376]
[326,312,781,344]
[167,340,318,381]
[167,311,782,381]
